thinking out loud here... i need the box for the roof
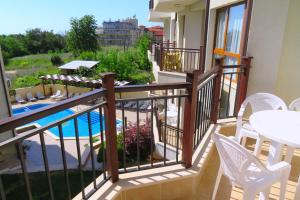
[40,74,130,88]
[58,61,99,70]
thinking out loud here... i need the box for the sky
[0,0,161,35]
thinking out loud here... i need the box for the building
[146,26,164,42]
[97,16,141,46]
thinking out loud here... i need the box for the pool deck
[3,99,147,173]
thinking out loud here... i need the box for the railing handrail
[0,88,107,133]
[162,47,203,52]
[115,82,191,93]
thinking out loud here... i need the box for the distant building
[97,16,143,46]
[146,26,164,42]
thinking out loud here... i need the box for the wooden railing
[0,57,252,199]
[152,44,205,73]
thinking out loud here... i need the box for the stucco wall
[246,0,290,96]
[275,0,300,103]
[183,10,203,49]
[163,19,171,41]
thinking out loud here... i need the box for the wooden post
[182,70,201,168]
[159,43,164,71]
[101,72,119,183]
[236,56,252,113]
[42,80,46,97]
[211,57,224,124]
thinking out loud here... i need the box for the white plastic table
[250,110,300,199]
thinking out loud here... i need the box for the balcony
[148,0,172,22]
[0,58,252,199]
[151,42,205,73]
[153,0,200,12]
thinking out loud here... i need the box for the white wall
[246,0,290,95]
[163,18,171,41]
[183,10,204,49]
[210,0,243,9]
[275,0,300,103]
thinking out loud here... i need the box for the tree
[67,15,98,55]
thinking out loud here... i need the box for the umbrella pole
[65,83,69,99]
[42,80,46,96]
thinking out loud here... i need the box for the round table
[250,110,300,199]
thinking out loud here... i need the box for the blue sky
[0,0,161,35]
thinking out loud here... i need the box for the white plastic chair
[26,92,37,102]
[236,93,287,156]
[15,94,26,104]
[283,98,300,163]
[36,91,46,100]
[289,98,300,111]
[50,90,61,99]
[212,133,291,200]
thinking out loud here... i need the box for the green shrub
[50,54,63,66]
[79,51,97,61]
[12,75,41,88]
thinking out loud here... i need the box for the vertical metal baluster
[226,74,233,117]
[219,74,225,118]
[13,129,33,200]
[176,97,181,162]
[150,99,154,167]
[193,91,199,149]
[99,108,106,180]
[200,87,205,140]
[196,91,202,146]
[58,124,72,200]
[87,112,96,189]
[233,70,241,116]
[121,101,127,172]
[204,84,210,131]
[74,117,85,199]
[39,132,54,200]
[0,175,6,200]
[164,98,167,165]
[136,100,140,170]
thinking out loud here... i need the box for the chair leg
[258,188,270,200]
[243,189,256,200]
[284,146,295,164]
[253,137,264,157]
[279,169,290,200]
[241,137,247,147]
[212,167,223,200]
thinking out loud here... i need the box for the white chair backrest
[289,98,300,111]
[15,94,22,101]
[56,90,61,96]
[212,133,269,186]
[240,93,287,114]
[27,92,33,98]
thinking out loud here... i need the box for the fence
[0,57,252,199]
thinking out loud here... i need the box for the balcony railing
[152,43,205,73]
[0,57,252,199]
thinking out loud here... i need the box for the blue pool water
[12,104,122,138]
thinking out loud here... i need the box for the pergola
[40,74,129,97]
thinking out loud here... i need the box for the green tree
[67,15,98,55]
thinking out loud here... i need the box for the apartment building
[149,0,300,103]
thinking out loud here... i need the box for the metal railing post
[159,43,164,71]
[211,57,224,123]
[101,72,119,182]
[182,70,201,168]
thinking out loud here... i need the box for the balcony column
[101,72,119,182]
[236,56,253,114]
[182,70,201,168]
[211,57,224,124]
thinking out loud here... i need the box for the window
[214,3,245,65]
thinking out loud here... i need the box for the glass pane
[215,10,227,49]
[225,4,245,53]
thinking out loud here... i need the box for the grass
[2,170,103,200]
[5,53,74,70]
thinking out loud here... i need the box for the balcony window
[214,3,245,65]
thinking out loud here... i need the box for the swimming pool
[12,104,122,138]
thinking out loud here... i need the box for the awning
[58,61,99,70]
